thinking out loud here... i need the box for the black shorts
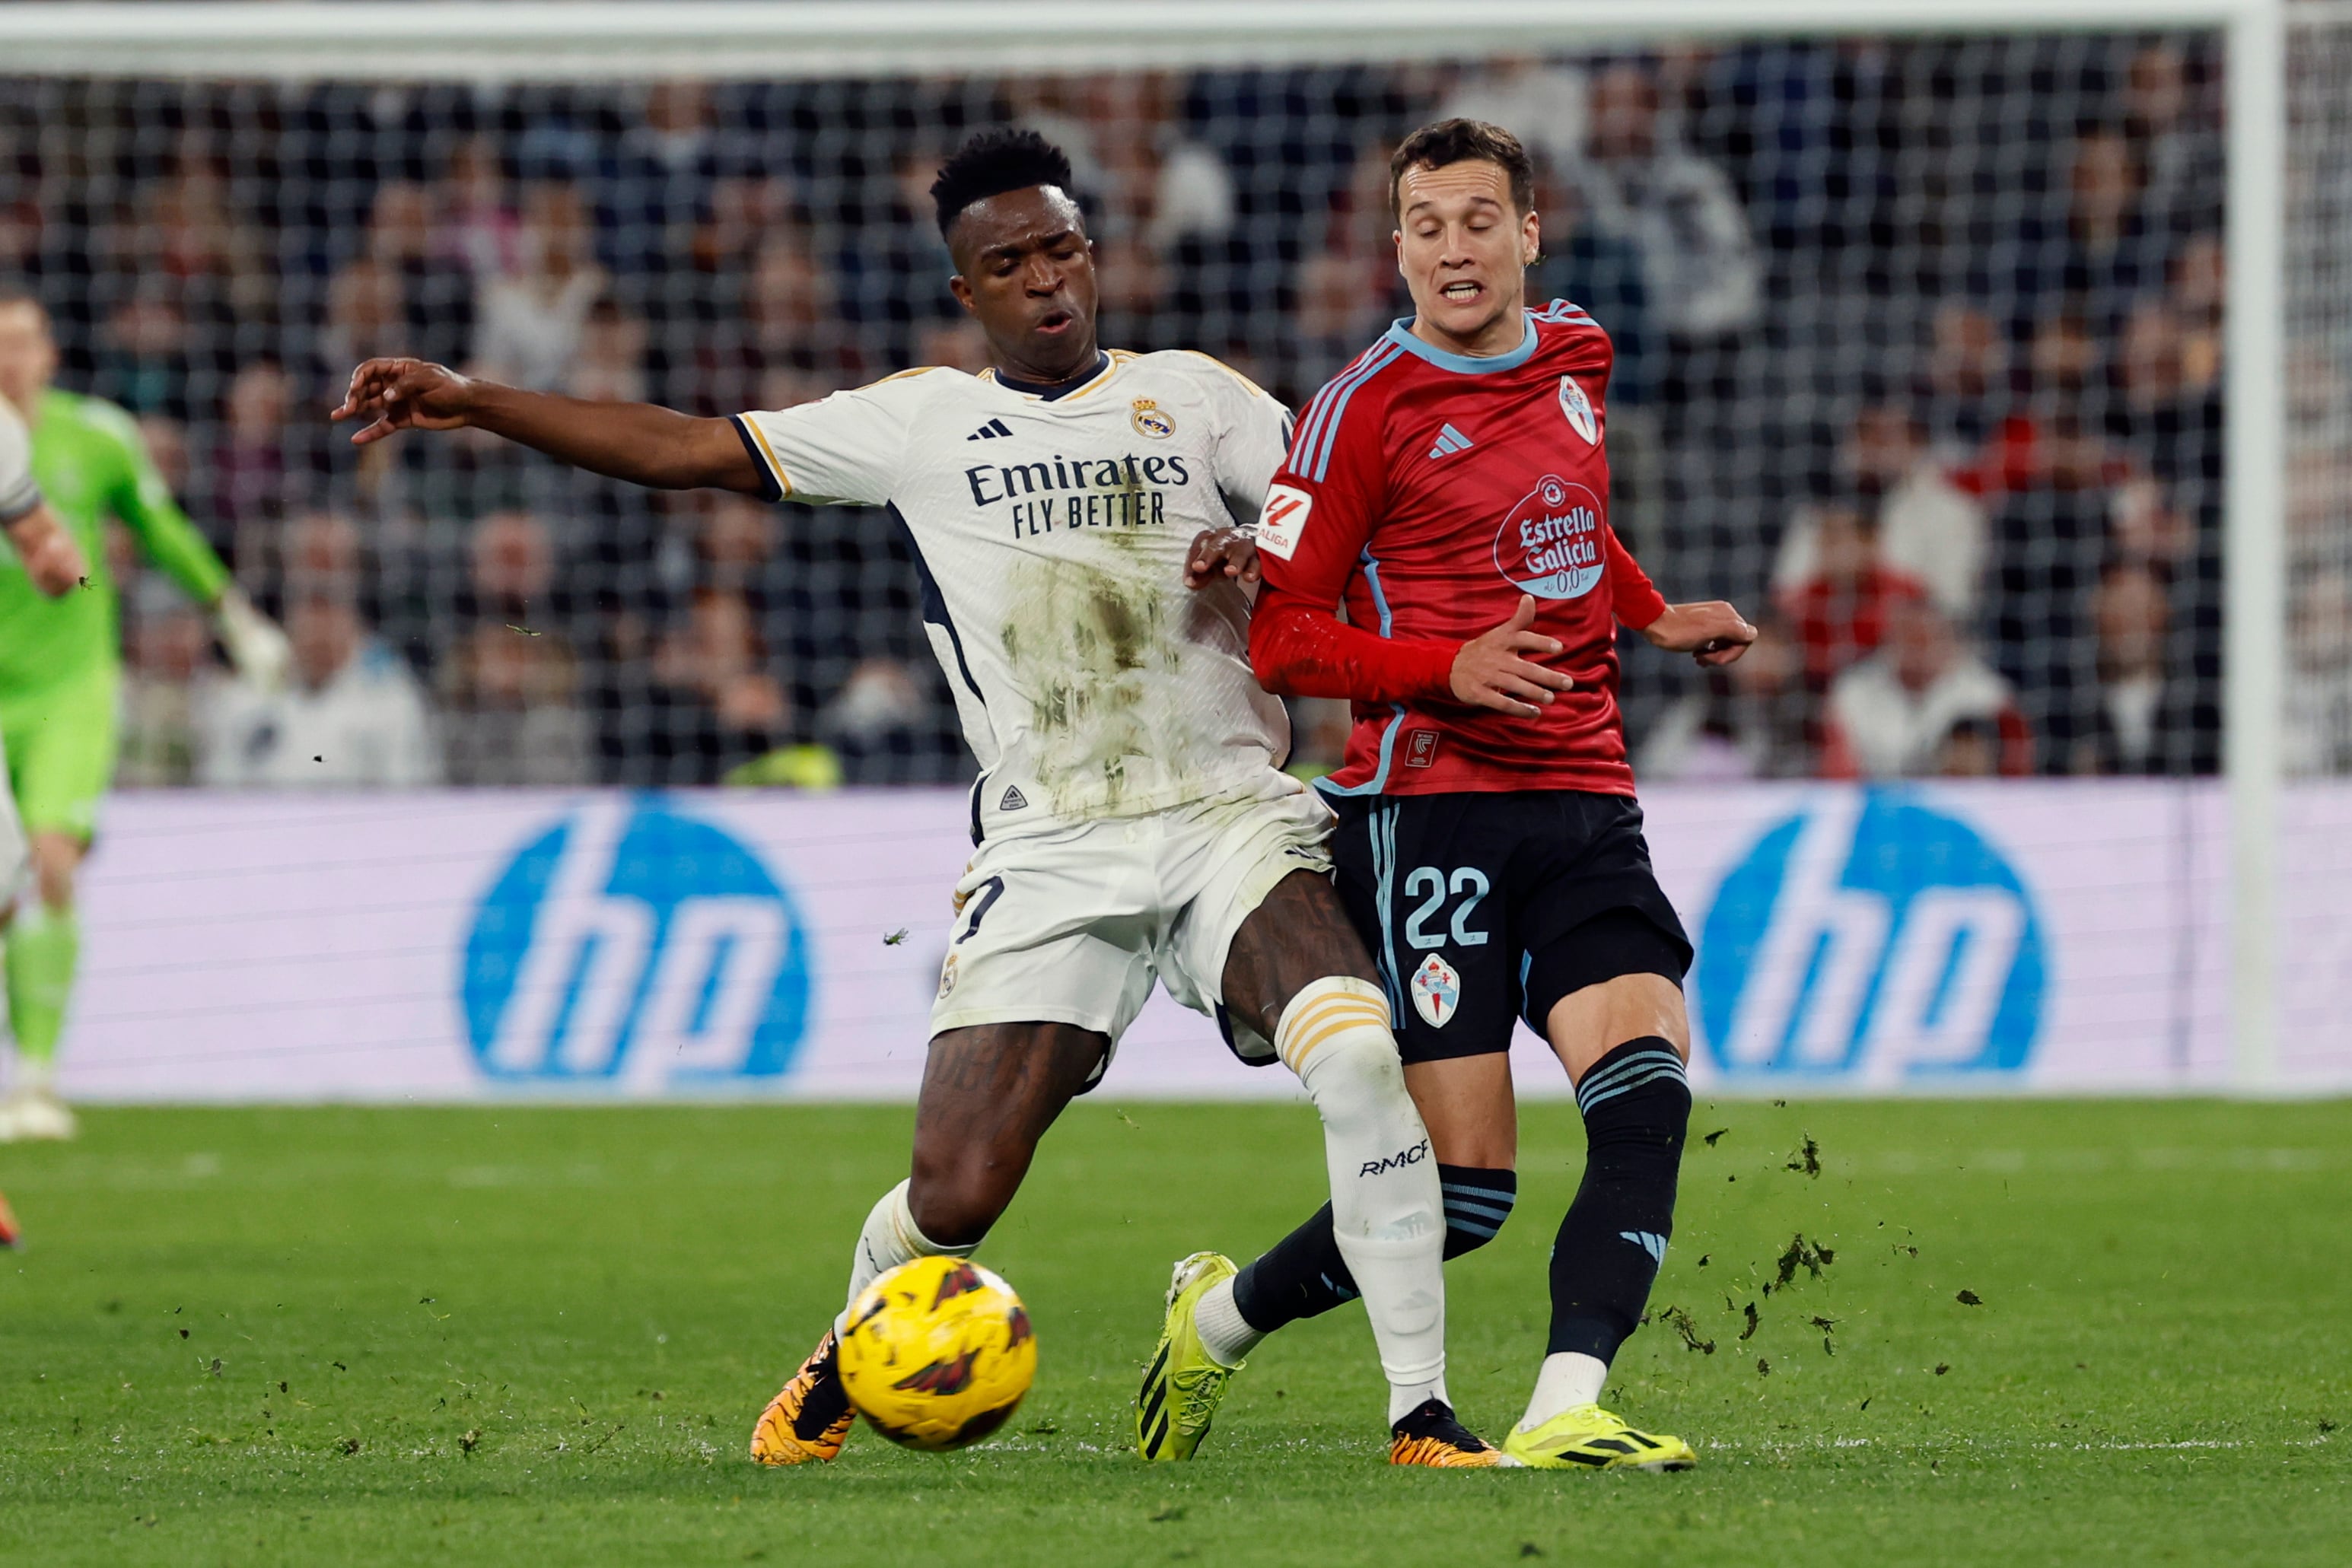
[1328,790,1692,1064]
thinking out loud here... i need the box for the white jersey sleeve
[1176,352,1291,529]
[0,394,41,523]
[729,369,943,507]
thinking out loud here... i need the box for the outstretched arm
[102,406,228,607]
[333,358,765,495]
[88,402,291,688]
[1606,528,1755,667]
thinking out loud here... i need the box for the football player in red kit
[1163,119,1755,1471]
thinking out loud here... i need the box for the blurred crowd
[5,33,2345,789]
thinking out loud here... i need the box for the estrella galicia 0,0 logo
[1492,473,1605,600]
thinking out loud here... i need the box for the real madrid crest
[1131,397,1176,439]
[1558,375,1598,445]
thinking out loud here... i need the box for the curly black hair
[929,128,1077,240]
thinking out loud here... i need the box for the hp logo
[461,797,811,1088]
[1693,790,2046,1083]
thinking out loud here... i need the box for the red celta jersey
[1251,303,1666,797]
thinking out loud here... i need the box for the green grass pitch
[1,1099,2345,1565]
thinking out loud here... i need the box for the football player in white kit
[335,130,1504,1467]
[0,387,88,1162]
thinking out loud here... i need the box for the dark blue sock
[1546,1037,1690,1360]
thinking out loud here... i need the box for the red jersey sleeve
[1249,373,1456,704]
[1606,528,1667,629]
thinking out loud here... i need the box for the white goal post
[0,0,2305,1090]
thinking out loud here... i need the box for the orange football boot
[1388,1398,1511,1468]
[750,1326,855,1465]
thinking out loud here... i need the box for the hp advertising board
[62,785,2352,1101]
[461,797,812,1088]
[1693,790,2048,1085]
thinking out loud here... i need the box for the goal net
[0,9,2298,792]
[2287,9,2352,781]
[5,3,2346,1095]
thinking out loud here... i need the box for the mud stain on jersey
[1001,552,1205,816]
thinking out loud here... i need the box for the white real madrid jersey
[733,349,1294,838]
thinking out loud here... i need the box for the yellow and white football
[836,1256,1036,1451]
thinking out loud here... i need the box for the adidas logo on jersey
[998,785,1029,812]
[966,418,1014,441]
[1427,423,1474,460]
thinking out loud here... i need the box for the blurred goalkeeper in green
[0,288,289,1140]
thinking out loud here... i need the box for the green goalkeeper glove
[214,588,293,692]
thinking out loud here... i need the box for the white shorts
[931,771,1335,1068]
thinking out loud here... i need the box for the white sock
[1518,1351,1610,1431]
[1192,1277,1265,1368]
[833,1178,977,1334]
[1278,977,1448,1426]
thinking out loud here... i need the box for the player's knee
[1279,978,1408,1126]
[1303,1033,1415,1153]
[1303,1019,1405,1087]
[1576,1036,1692,1159]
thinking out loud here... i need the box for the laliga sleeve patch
[1254,483,1314,561]
[1410,953,1461,1028]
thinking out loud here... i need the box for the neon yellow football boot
[1501,1403,1697,1472]
[1136,1252,1243,1461]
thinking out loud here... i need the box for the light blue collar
[1383,310,1536,374]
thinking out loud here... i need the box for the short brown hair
[1389,119,1535,220]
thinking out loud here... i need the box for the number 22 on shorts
[1401,867,1488,1029]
